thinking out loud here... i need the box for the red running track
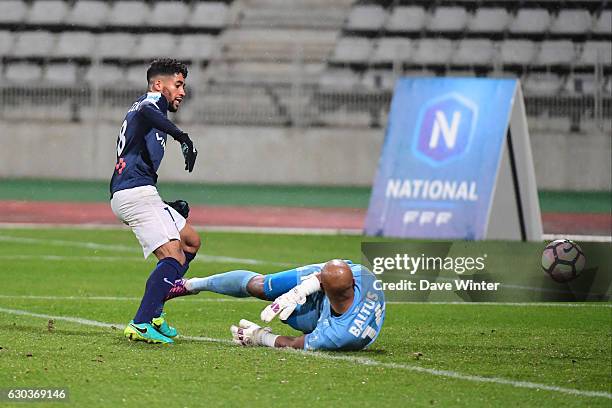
[0,200,609,235]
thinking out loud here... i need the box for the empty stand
[65,0,110,27]
[11,31,56,58]
[371,38,413,65]
[186,2,229,29]
[508,9,551,34]
[346,5,387,32]
[0,0,28,24]
[386,6,427,33]
[27,0,69,25]
[149,2,189,27]
[467,8,510,33]
[428,6,468,33]
[106,1,149,27]
[54,32,96,59]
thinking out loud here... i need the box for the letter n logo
[413,93,478,166]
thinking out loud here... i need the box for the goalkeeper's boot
[163,278,194,301]
[152,313,178,338]
[124,321,174,345]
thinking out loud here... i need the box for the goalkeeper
[165,260,385,351]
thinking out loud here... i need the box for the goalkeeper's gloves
[260,273,321,323]
[174,133,197,172]
[164,200,190,219]
[230,319,278,347]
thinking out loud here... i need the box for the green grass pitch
[0,228,610,407]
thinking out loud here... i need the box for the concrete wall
[0,121,610,190]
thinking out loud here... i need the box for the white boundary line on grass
[0,235,294,267]
[1,223,610,241]
[0,306,610,400]
[0,294,610,308]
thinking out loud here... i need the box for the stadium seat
[175,35,218,61]
[580,41,612,66]
[149,2,189,27]
[133,34,177,60]
[95,33,137,59]
[509,9,551,34]
[361,70,397,90]
[106,1,150,27]
[126,65,148,87]
[467,8,510,33]
[11,31,56,58]
[549,10,592,35]
[535,40,576,65]
[428,6,468,33]
[65,0,110,27]
[27,0,68,25]
[319,70,360,89]
[54,32,96,59]
[413,39,453,65]
[0,31,13,56]
[371,38,413,64]
[0,0,28,24]
[593,10,612,34]
[186,2,229,29]
[499,40,537,65]
[446,69,477,77]
[331,38,373,64]
[44,63,78,85]
[5,63,43,83]
[84,64,125,85]
[522,73,563,95]
[564,74,598,94]
[386,6,427,33]
[452,39,495,66]
[346,5,387,31]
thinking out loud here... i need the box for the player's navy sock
[262,268,303,300]
[179,251,197,278]
[186,270,259,298]
[133,257,182,324]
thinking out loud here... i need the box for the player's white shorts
[110,185,186,258]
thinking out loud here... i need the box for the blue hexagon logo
[412,93,479,166]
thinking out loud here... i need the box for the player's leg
[178,223,200,278]
[118,187,187,343]
[173,264,323,301]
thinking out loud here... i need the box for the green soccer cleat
[152,313,178,338]
[124,321,174,344]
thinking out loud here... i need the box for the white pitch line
[542,234,611,243]
[0,306,609,400]
[0,294,610,308]
[0,235,294,267]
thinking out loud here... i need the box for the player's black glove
[175,133,197,172]
[164,200,190,219]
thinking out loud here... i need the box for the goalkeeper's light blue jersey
[303,264,386,351]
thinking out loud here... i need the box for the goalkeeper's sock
[262,268,304,300]
[133,258,182,324]
[186,270,259,298]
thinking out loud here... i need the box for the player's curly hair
[146,58,188,84]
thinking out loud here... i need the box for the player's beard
[168,100,180,112]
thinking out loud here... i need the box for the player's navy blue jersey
[110,92,185,196]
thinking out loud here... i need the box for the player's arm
[230,319,305,350]
[139,103,197,172]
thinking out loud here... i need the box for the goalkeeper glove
[230,319,278,347]
[260,273,321,322]
[164,200,190,219]
[174,133,197,172]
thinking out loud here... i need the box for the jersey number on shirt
[116,120,128,157]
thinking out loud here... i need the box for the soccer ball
[541,239,586,283]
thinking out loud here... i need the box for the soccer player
[110,58,200,345]
[166,260,386,351]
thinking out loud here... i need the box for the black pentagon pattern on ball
[541,239,585,283]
